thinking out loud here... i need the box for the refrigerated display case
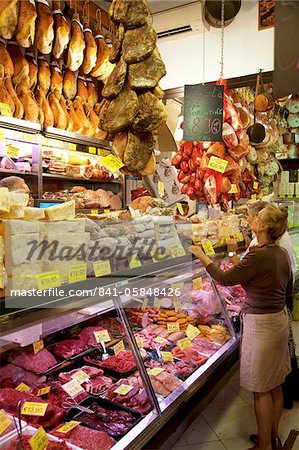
[0,253,240,450]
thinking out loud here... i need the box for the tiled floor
[172,321,299,450]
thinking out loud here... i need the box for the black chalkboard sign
[183,84,224,142]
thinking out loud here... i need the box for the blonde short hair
[259,204,288,242]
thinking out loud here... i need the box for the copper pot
[204,0,241,28]
[247,123,266,144]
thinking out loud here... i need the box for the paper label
[153,297,161,309]
[113,384,134,395]
[71,370,89,384]
[170,245,186,258]
[93,330,111,343]
[208,156,228,173]
[114,340,125,355]
[141,298,148,309]
[158,181,165,197]
[173,300,182,311]
[253,181,259,189]
[15,382,31,392]
[228,183,238,194]
[69,325,81,337]
[56,421,81,434]
[0,128,5,140]
[93,260,111,277]
[160,351,174,362]
[104,209,110,214]
[33,338,44,354]
[38,271,61,290]
[61,380,85,398]
[29,427,49,450]
[69,263,87,284]
[135,337,143,348]
[193,277,203,290]
[177,337,192,350]
[128,254,141,268]
[224,235,231,244]
[234,232,244,242]
[147,368,165,376]
[6,145,20,159]
[97,149,110,156]
[167,322,180,332]
[0,102,12,117]
[89,147,97,154]
[172,282,184,292]
[37,386,51,396]
[21,402,48,416]
[154,336,168,344]
[0,411,12,436]
[201,240,215,255]
[90,209,98,214]
[251,194,257,200]
[177,203,184,215]
[186,324,200,341]
[101,154,124,172]
[68,143,76,151]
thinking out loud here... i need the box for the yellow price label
[93,260,111,277]
[104,209,110,214]
[68,143,76,151]
[101,154,124,172]
[253,181,259,189]
[88,146,97,154]
[114,340,125,355]
[97,149,110,156]
[38,271,61,291]
[61,380,85,398]
[177,337,192,350]
[170,245,186,258]
[0,128,5,140]
[21,402,48,416]
[193,277,203,291]
[6,145,20,159]
[153,297,161,309]
[158,181,165,197]
[151,247,167,262]
[90,209,98,214]
[208,156,228,173]
[128,254,141,268]
[167,322,180,333]
[234,232,244,242]
[0,411,12,436]
[93,330,111,343]
[224,235,231,244]
[154,336,168,344]
[160,351,174,363]
[228,183,238,194]
[15,382,31,392]
[33,338,44,355]
[135,337,144,348]
[141,298,148,309]
[37,386,51,397]
[201,240,215,255]
[113,384,134,395]
[172,282,184,292]
[0,102,12,117]
[147,368,165,376]
[69,263,87,284]
[186,324,200,341]
[251,194,257,200]
[56,421,81,434]
[29,427,48,450]
[177,203,184,215]
[71,370,89,384]
[173,300,182,311]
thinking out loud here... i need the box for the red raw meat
[87,350,137,374]
[8,435,69,450]
[78,327,111,347]
[52,424,115,450]
[9,349,57,374]
[0,388,66,431]
[0,363,43,388]
[106,379,152,414]
[53,339,87,359]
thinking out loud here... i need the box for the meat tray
[83,349,139,378]
[66,396,143,440]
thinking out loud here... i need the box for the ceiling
[95,0,198,15]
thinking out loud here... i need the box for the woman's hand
[190,245,212,267]
[227,238,238,253]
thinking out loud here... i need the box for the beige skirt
[240,309,291,392]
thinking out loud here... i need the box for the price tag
[90,209,98,214]
[154,336,168,344]
[68,143,76,151]
[170,245,186,258]
[240,218,247,227]
[114,384,134,395]
[56,421,81,434]
[61,380,85,398]
[158,181,165,197]
[29,427,48,450]
[228,183,238,194]
[128,254,141,268]
[0,128,5,140]
[177,203,184,215]
[37,386,51,397]
[167,322,180,332]
[69,325,81,337]
[6,145,20,159]
[177,337,192,350]
[114,340,125,355]
[172,282,184,292]
[153,297,161,309]
[251,194,257,200]
[234,232,244,242]
[101,154,124,172]
[193,277,203,290]
[0,411,12,436]
[71,370,89,384]
[224,235,231,244]
[93,260,111,277]
[38,271,61,290]
[21,402,48,416]
[253,181,259,189]
[147,368,165,376]
[97,149,110,156]
[93,330,111,343]
[141,298,148,309]
[186,324,200,341]
[160,351,174,362]
[151,247,167,262]
[173,300,182,311]
[69,263,87,284]
[15,382,31,392]
[201,240,215,255]
[0,102,12,117]
[104,209,110,214]
[33,338,44,355]
[89,146,97,154]
[136,337,144,348]
[208,156,228,173]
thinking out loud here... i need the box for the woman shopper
[191,204,293,450]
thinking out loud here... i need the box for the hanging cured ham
[25,51,38,90]
[67,13,86,72]
[16,0,37,48]
[35,86,54,127]
[7,43,29,87]
[38,58,51,93]
[82,18,97,75]
[0,65,15,116]
[50,62,63,97]
[16,79,40,123]
[63,69,77,100]
[52,1,70,59]
[35,0,54,55]
[90,26,110,79]
[48,92,67,130]
[0,1,18,40]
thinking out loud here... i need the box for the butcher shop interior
[0,0,298,449]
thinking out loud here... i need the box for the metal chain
[220,0,225,79]
[202,20,206,84]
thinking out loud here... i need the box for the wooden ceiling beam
[64,0,112,30]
